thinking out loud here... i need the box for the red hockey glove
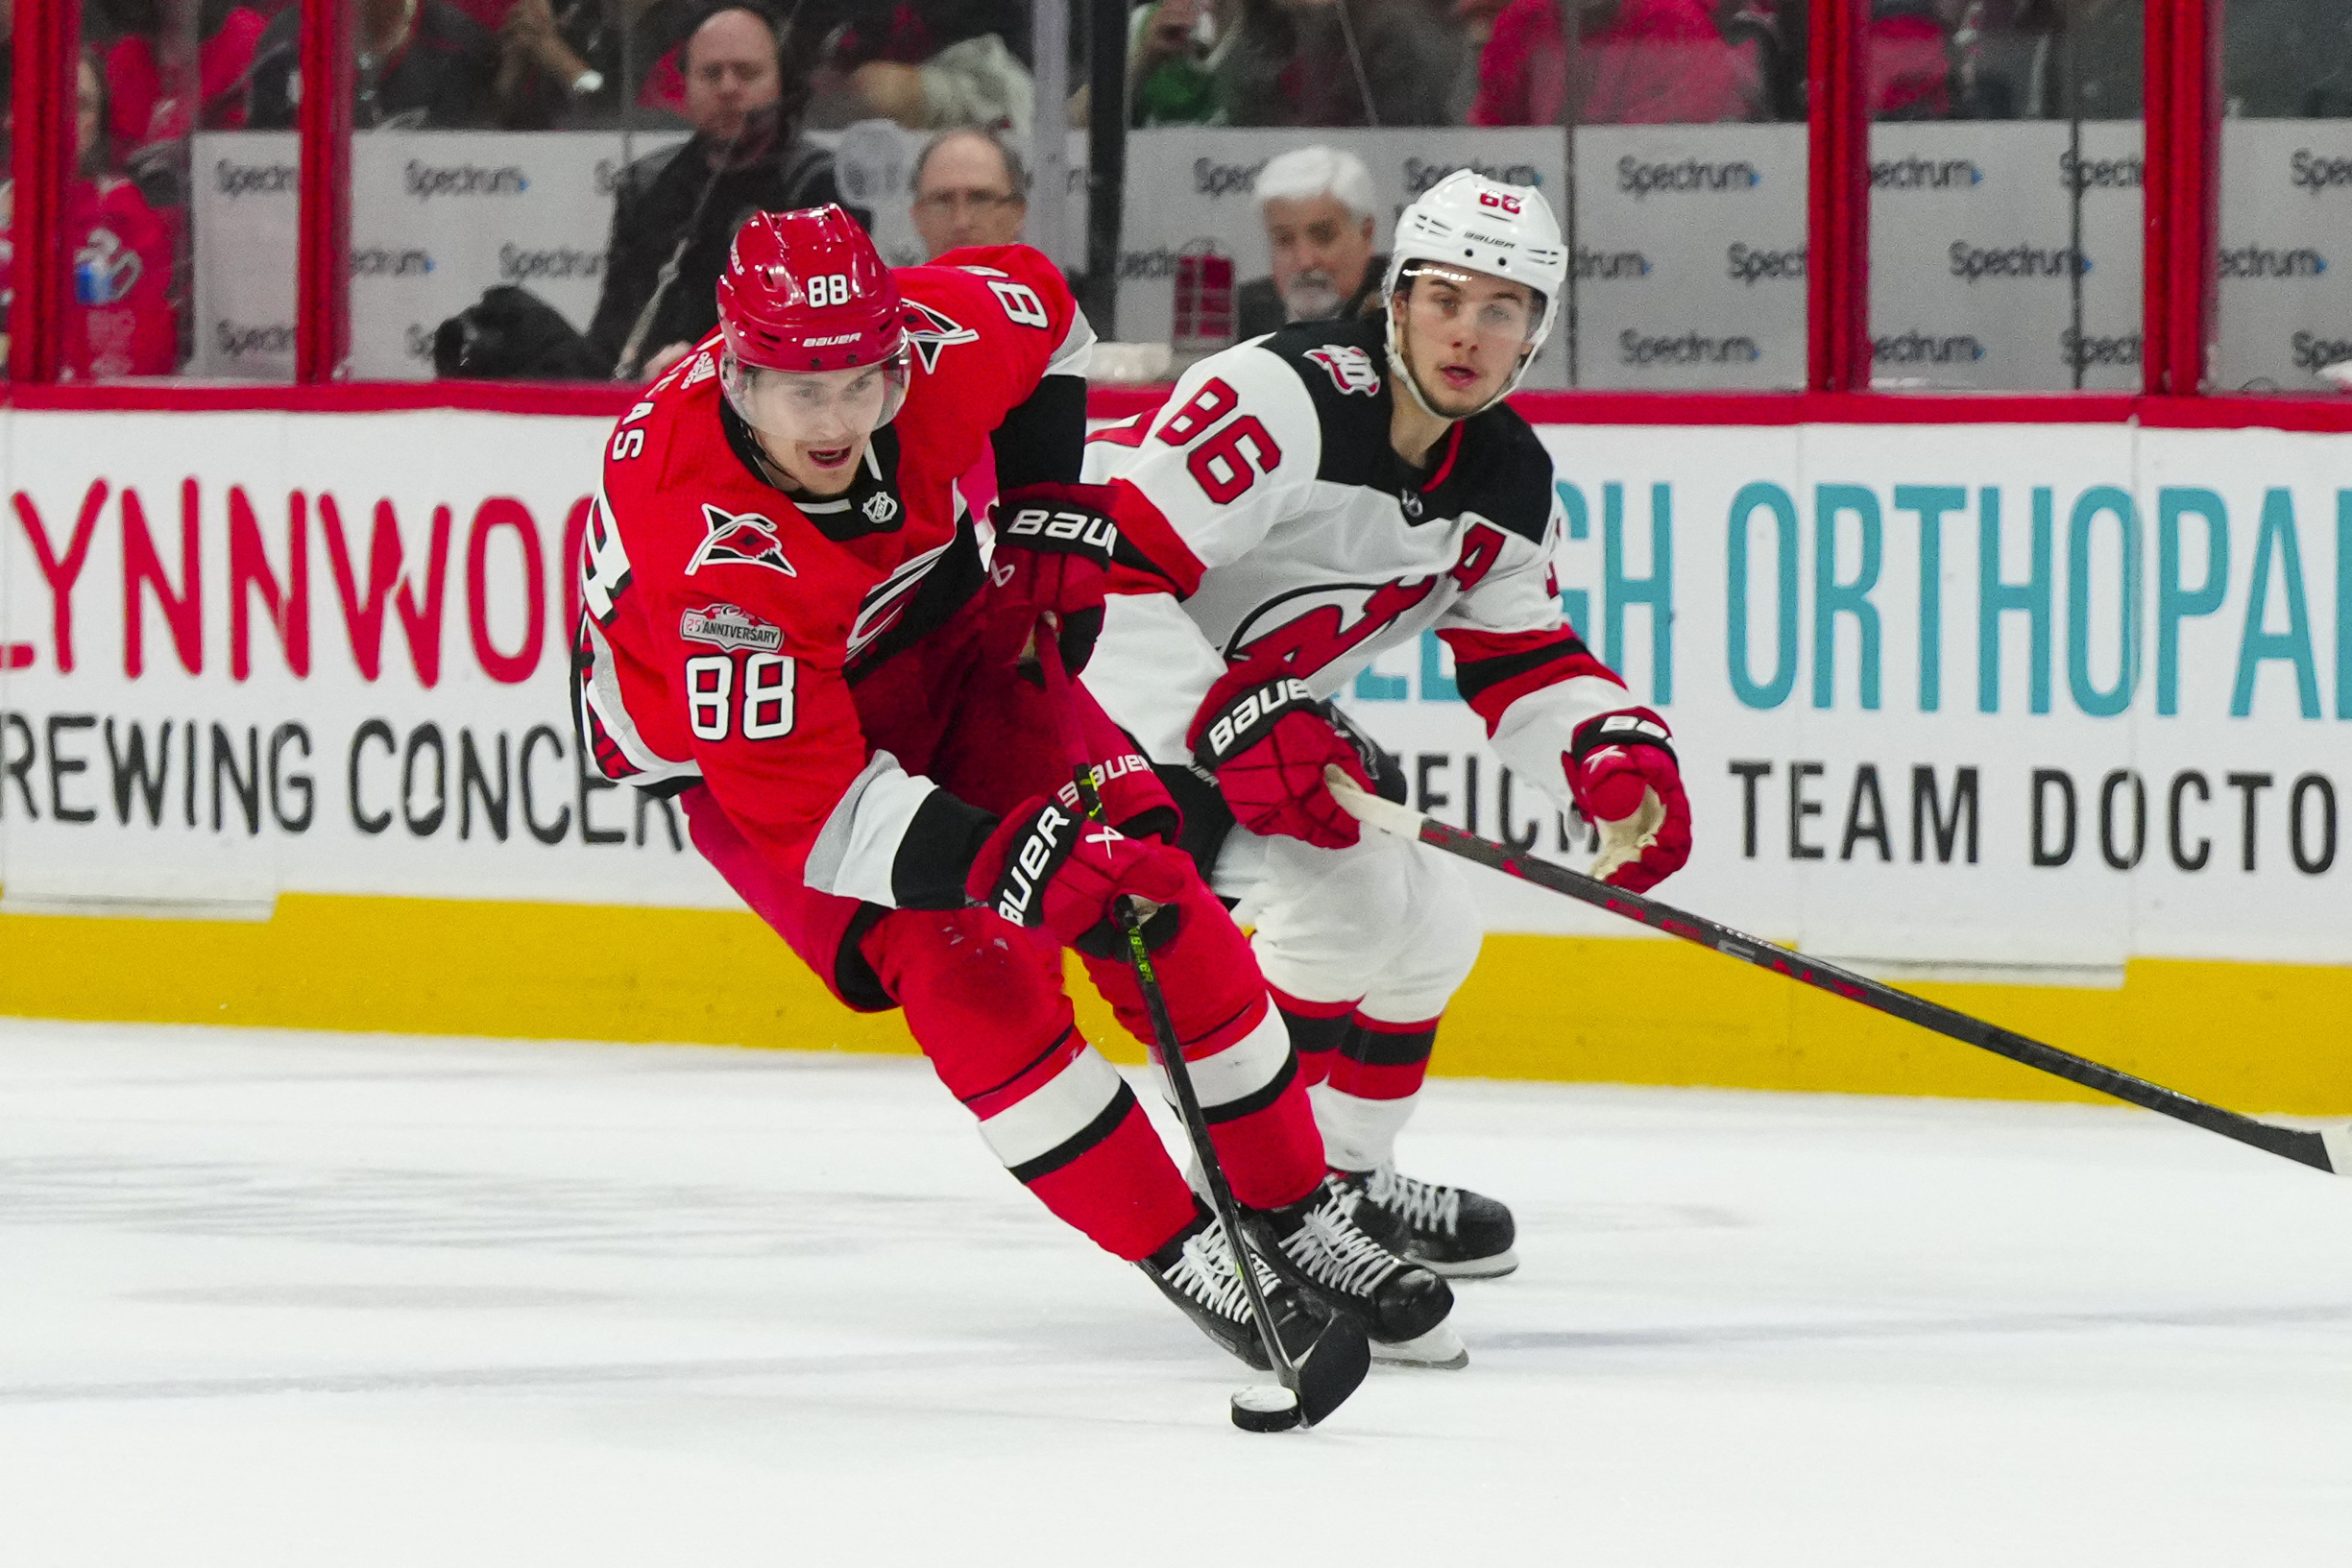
[1051,746,1179,844]
[1188,665,1374,850]
[966,794,1194,950]
[1564,708,1691,894]
[982,483,1123,677]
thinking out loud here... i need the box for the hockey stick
[1325,768,2352,1178]
[1033,637,1366,1431]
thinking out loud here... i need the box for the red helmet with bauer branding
[717,205,904,372]
[716,206,911,450]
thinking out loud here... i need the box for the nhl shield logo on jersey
[1306,345,1381,397]
[679,603,785,653]
[903,301,982,373]
[861,491,901,525]
[689,505,798,577]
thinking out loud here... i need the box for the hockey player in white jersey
[1015,171,1693,1278]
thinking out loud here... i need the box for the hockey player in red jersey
[570,205,1463,1370]
[1059,172,1695,1279]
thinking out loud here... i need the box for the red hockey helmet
[716,206,910,455]
[718,205,904,372]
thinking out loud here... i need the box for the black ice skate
[1245,1176,1467,1369]
[1336,1166,1518,1280]
[1142,1214,1335,1371]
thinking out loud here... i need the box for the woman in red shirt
[0,51,182,377]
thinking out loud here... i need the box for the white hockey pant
[1210,822,1484,1171]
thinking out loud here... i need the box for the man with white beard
[1233,146,1387,341]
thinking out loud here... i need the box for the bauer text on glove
[982,483,1142,676]
[965,794,1195,950]
[1189,666,1375,850]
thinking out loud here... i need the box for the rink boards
[0,404,2344,1110]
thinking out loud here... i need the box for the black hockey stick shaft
[1327,773,2344,1177]
[1107,897,1309,1410]
[1032,636,1309,1411]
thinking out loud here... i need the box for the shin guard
[865,907,1198,1261]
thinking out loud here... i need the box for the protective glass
[721,350,909,447]
[1400,265,1541,350]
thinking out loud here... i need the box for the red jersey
[0,178,181,379]
[573,244,1092,903]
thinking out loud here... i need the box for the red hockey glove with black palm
[982,483,1124,677]
[965,793,1194,950]
[1188,665,1374,850]
[1564,708,1691,894]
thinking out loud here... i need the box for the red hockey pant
[681,612,1322,1260]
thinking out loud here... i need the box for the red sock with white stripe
[1314,1013,1440,1174]
[1080,881,1325,1213]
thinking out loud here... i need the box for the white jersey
[1079,317,1630,813]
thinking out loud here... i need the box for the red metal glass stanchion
[1806,0,1870,394]
[2144,0,2219,396]
[295,0,355,383]
[8,0,79,384]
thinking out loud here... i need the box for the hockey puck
[1229,1385,1302,1433]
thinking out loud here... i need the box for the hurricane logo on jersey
[846,535,956,663]
[688,505,798,577]
[903,301,981,374]
[1306,345,1381,397]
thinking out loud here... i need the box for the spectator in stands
[1867,0,1949,118]
[1232,144,1386,339]
[816,0,1035,134]
[586,5,863,379]
[1128,0,1229,125]
[1953,0,2352,121]
[248,0,501,129]
[2222,0,2352,115]
[909,126,1027,257]
[493,0,716,129]
[0,52,180,377]
[97,0,267,150]
[1469,0,1760,125]
[1217,0,1470,127]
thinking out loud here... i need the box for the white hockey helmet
[1382,171,1567,419]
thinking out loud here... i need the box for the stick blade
[1291,1310,1371,1428]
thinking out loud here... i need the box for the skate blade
[1412,1247,1518,1281]
[1370,1321,1468,1370]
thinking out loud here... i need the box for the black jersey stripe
[1452,635,1595,704]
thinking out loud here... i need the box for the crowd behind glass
[3,0,2347,382]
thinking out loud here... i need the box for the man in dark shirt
[586,5,867,379]
[249,0,500,129]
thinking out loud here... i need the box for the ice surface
[4,1019,2349,1565]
